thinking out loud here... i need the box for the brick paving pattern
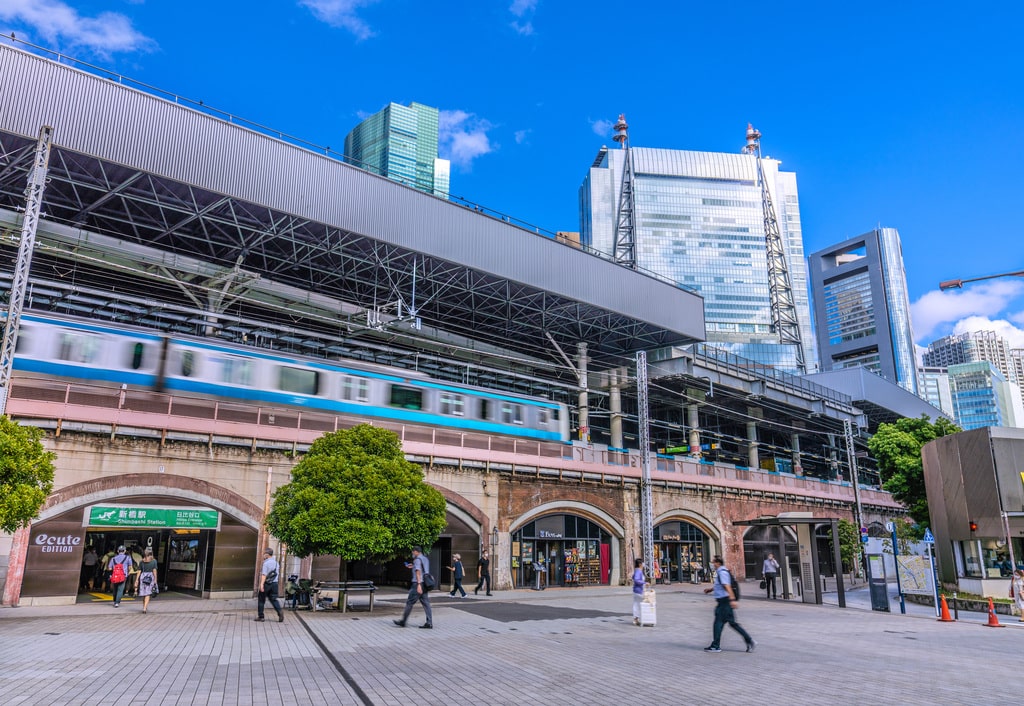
[1,585,1020,705]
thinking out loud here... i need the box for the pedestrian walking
[474,549,492,596]
[1011,569,1024,622]
[137,548,159,614]
[703,555,755,653]
[762,552,780,599]
[80,545,98,591]
[255,547,283,623]
[108,545,133,607]
[447,553,467,597]
[394,546,433,629]
[631,558,646,626]
[99,545,117,593]
[127,546,143,597]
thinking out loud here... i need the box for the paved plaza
[1,583,1019,705]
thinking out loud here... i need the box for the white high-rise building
[580,144,816,373]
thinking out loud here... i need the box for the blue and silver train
[11,313,571,442]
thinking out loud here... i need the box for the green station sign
[85,505,221,530]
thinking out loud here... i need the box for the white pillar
[687,404,700,456]
[609,369,623,449]
[747,421,759,469]
[791,432,803,475]
[577,343,589,442]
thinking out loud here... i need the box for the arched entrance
[510,514,614,588]
[14,474,262,606]
[654,520,713,584]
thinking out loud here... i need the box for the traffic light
[969,520,978,533]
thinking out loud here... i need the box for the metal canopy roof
[0,44,704,369]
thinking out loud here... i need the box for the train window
[57,332,102,363]
[501,402,524,425]
[181,351,196,377]
[217,356,252,386]
[279,367,319,395]
[439,392,464,416]
[129,342,146,370]
[390,385,423,410]
[479,399,490,420]
[14,330,30,353]
[341,376,369,402]
[538,408,549,425]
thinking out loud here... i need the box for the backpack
[111,556,127,584]
[718,566,740,600]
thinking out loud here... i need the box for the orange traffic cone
[985,597,1004,628]
[937,595,955,622]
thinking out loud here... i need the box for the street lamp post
[939,269,1024,290]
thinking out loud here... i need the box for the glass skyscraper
[344,102,450,198]
[808,228,919,394]
[579,145,817,373]
[948,361,1017,430]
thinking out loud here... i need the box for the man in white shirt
[256,547,283,623]
[762,553,780,599]
[393,546,433,629]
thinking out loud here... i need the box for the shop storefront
[511,514,612,588]
[20,497,256,603]
[654,521,711,583]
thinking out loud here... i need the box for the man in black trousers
[474,549,492,596]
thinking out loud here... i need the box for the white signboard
[896,555,934,596]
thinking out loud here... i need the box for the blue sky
[2,1,1022,353]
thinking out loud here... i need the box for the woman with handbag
[1011,569,1024,622]
[137,548,159,614]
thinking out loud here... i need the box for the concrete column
[791,432,803,476]
[609,369,622,449]
[746,420,759,469]
[687,404,700,455]
[577,343,589,442]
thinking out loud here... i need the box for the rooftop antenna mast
[743,124,806,373]
[611,114,637,269]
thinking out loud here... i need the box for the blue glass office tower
[948,361,1016,430]
[579,146,817,374]
[808,228,919,394]
[344,102,450,198]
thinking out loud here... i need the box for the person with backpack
[255,547,284,623]
[137,547,159,614]
[703,555,755,653]
[108,545,133,607]
[393,546,433,629]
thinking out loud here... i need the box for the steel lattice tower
[636,351,655,581]
[0,125,53,415]
[743,124,806,373]
[612,114,637,269]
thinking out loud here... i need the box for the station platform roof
[0,44,704,372]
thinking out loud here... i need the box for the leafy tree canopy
[0,416,56,533]
[266,424,447,560]
[834,518,861,572]
[867,415,959,527]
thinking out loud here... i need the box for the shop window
[279,366,319,395]
[960,541,982,578]
[390,385,423,410]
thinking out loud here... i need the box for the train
[10,313,571,442]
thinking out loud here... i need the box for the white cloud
[438,109,496,170]
[300,0,379,40]
[951,316,1024,350]
[509,0,538,35]
[591,118,614,137]
[911,280,1024,343]
[514,129,530,144]
[0,0,154,56]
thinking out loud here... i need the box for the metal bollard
[952,592,959,621]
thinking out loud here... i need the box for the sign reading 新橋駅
[84,505,221,530]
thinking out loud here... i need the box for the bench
[314,580,377,613]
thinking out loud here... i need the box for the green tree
[867,415,960,527]
[832,518,861,573]
[266,424,446,562]
[0,416,56,533]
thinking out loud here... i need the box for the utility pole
[0,126,53,416]
[743,124,806,373]
[612,114,637,270]
[636,351,655,581]
[842,419,865,531]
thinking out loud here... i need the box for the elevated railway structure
[0,42,910,606]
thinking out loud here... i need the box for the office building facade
[344,102,450,198]
[918,366,954,417]
[947,361,1017,430]
[923,331,1024,401]
[808,228,918,394]
[579,146,816,373]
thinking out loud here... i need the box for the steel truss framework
[0,130,687,389]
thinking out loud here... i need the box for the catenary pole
[636,351,655,581]
[0,125,53,416]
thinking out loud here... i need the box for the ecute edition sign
[84,505,221,530]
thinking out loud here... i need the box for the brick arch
[429,483,489,539]
[37,473,264,529]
